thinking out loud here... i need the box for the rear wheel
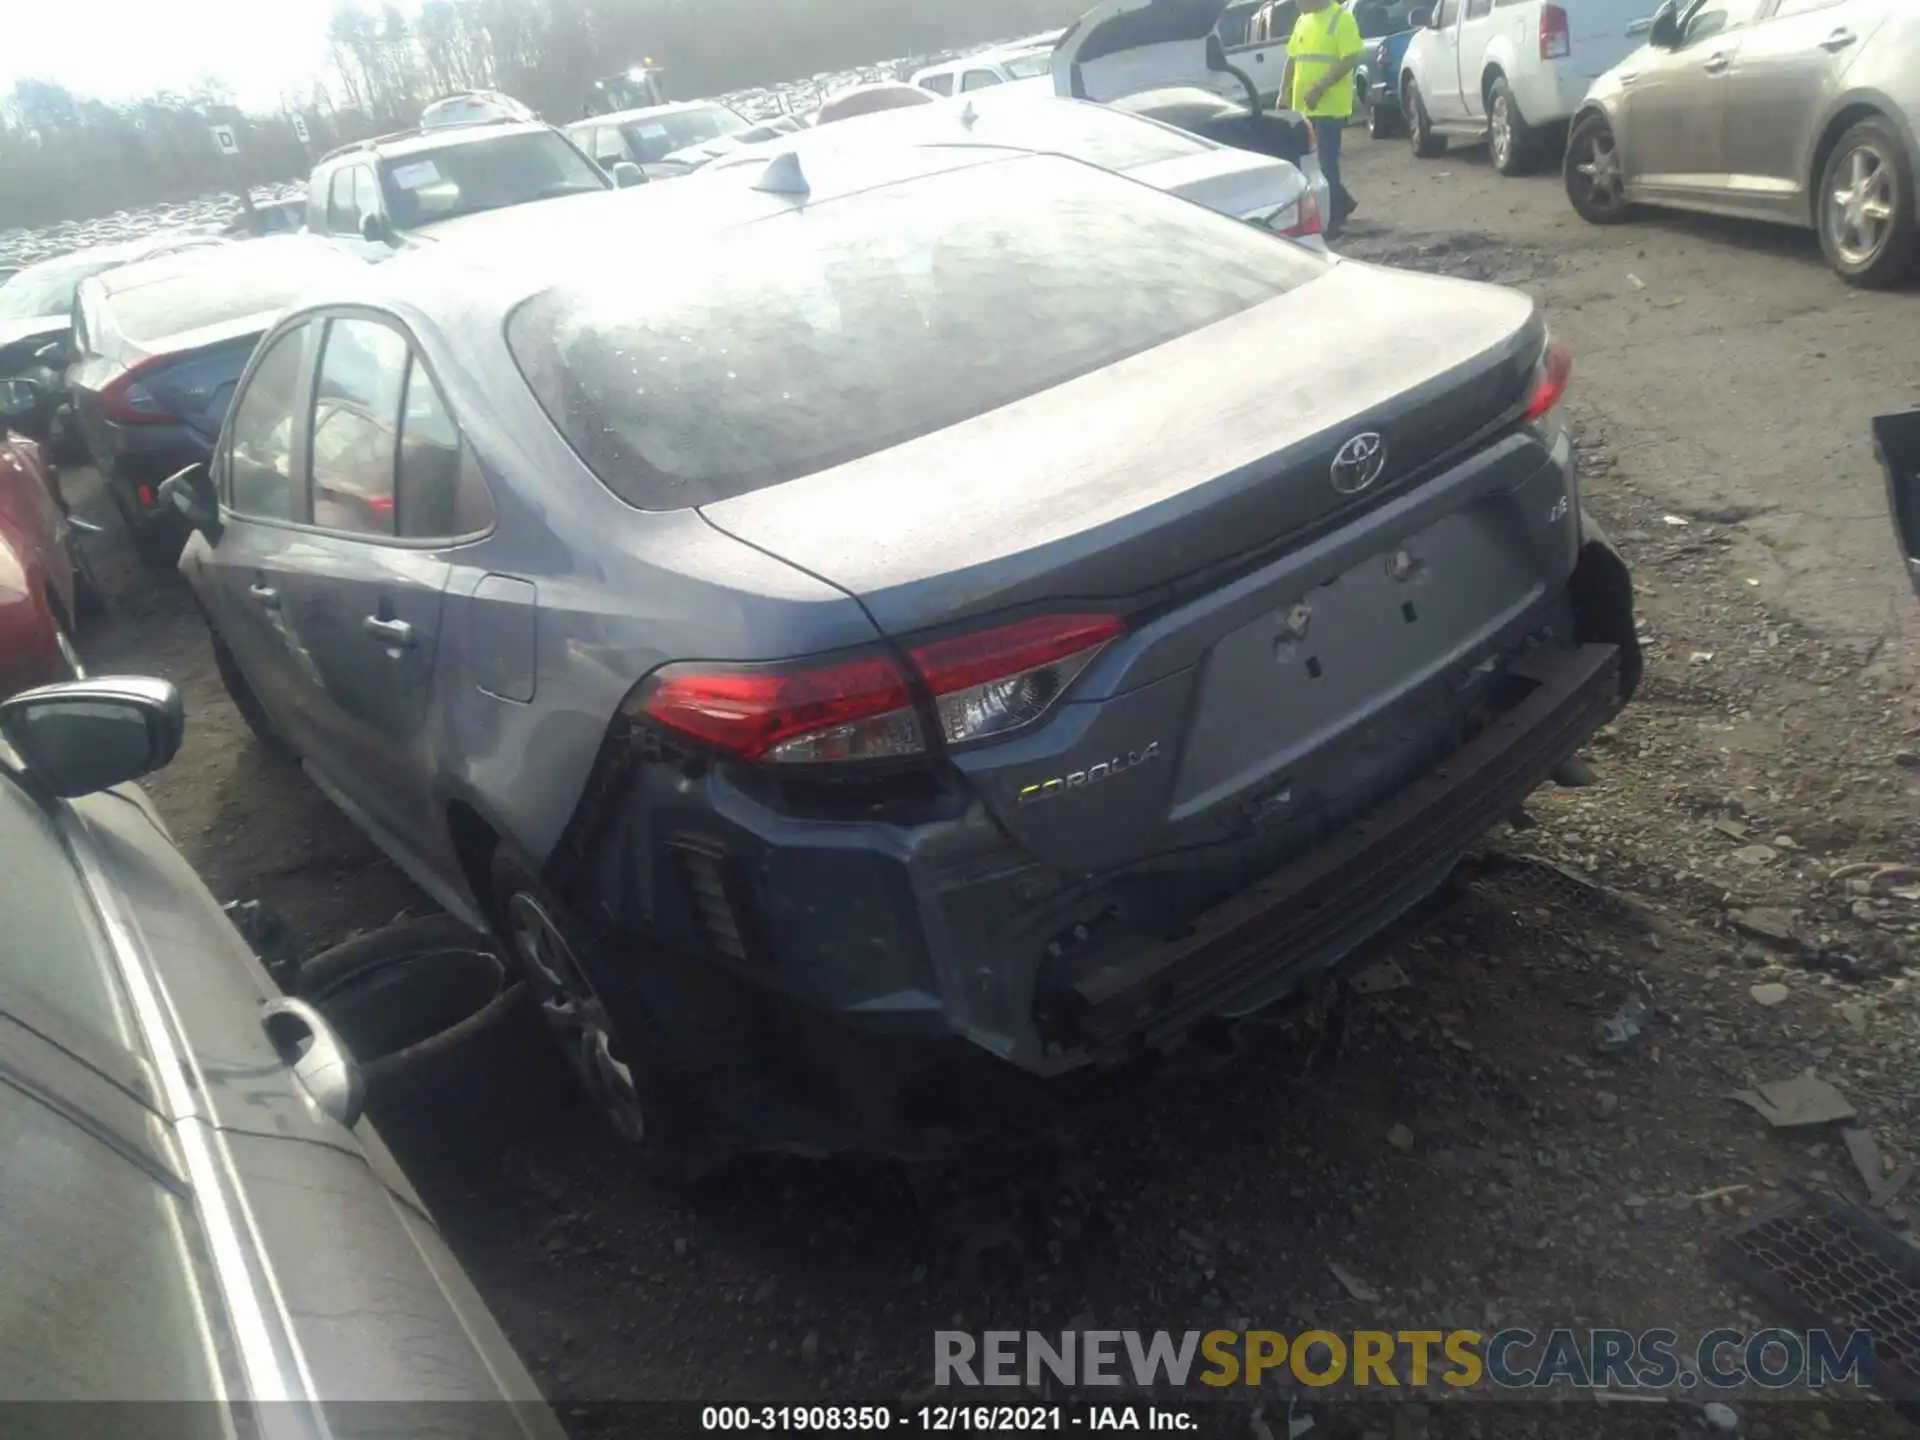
[1405,80,1446,159]
[1487,77,1542,176]
[490,846,716,1180]
[1818,117,1917,289]
[1368,95,1402,139]
[1565,111,1635,225]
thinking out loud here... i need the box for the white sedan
[702,84,1330,250]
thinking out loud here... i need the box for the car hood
[1128,145,1306,221]
[1053,0,1238,103]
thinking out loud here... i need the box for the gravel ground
[59,130,1920,1437]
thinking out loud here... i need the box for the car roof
[16,231,222,279]
[321,120,557,165]
[565,100,736,130]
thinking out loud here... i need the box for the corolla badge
[1017,742,1161,805]
[1330,432,1388,495]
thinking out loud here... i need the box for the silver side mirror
[0,676,185,797]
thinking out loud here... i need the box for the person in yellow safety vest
[1282,0,1364,239]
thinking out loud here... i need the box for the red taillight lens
[1525,338,1573,423]
[1540,3,1570,59]
[136,483,155,508]
[97,358,179,426]
[638,613,1123,764]
[1279,185,1325,240]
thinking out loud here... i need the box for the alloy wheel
[506,890,648,1144]
[1827,143,1897,270]
[1574,127,1624,213]
[1491,94,1513,169]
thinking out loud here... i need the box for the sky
[0,0,339,113]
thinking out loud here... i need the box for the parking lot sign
[209,123,239,157]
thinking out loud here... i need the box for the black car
[0,674,563,1429]
[1877,410,1920,600]
[68,235,367,567]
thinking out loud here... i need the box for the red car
[0,422,91,697]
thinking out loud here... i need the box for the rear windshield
[506,154,1324,509]
[0,256,120,320]
[972,97,1210,170]
[109,249,352,343]
[999,51,1053,79]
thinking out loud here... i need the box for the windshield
[617,107,749,163]
[378,130,606,227]
[507,155,1324,509]
[110,249,355,344]
[1000,51,1053,79]
[0,256,120,320]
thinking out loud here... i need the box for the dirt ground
[62,132,1920,1436]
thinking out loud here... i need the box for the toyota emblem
[1330,432,1388,496]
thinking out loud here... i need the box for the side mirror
[159,462,222,545]
[0,376,40,421]
[1646,1,1680,48]
[611,160,647,187]
[261,997,366,1130]
[359,211,396,247]
[1409,7,1434,27]
[0,676,185,797]
[1873,410,1920,601]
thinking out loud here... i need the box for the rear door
[1720,0,1890,217]
[269,312,462,860]
[1452,0,1499,119]
[197,316,326,754]
[1418,0,1467,117]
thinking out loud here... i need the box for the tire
[1565,111,1635,225]
[129,513,188,571]
[1817,117,1918,290]
[489,845,720,1180]
[1368,98,1402,140]
[211,628,291,755]
[296,914,540,1123]
[1487,77,1541,177]
[1405,80,1446,159]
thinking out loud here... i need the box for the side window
[960,70,1005,91]
[354,166,381,219]
[227,325,310,520]
[921,73,954,97]
[1680,3,1731,42]
[397,357,492,539]
[326,168,360,235]
[309,318,409,538]
[1432,0,1456,25]
[1464,0,1492,17]
[594,128,631,165]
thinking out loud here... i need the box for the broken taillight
[96,356,181,427]
[1525,337,1573,422]
[1279,185,1325,240]
[1540,4,1570,60]
[637,613,1123,764]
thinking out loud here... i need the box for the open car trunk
[1053,0,1269,106]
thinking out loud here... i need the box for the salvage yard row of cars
[0,0,1915,1416]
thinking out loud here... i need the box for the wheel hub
[1576,133,1622,204]
[1491,97,1511,162]
[1829,145,1895,267]
[506,892,647,1144]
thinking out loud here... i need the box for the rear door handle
[249,582,280,610]
[1702,51,1731,73]
[362,615,415,649]
[1820,27,1857,51]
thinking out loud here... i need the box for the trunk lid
[700,261,1541,640]
[1054,0,1245,103]
[1129,145,1308,220]
[701,261,1554,875]
[131,318,273,441]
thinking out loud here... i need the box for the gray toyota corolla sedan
[168,141,1640,1170]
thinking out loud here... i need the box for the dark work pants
[1312,115,1354,227]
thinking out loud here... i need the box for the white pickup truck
[1396,0,1650,175]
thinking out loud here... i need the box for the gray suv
[168,152,1640,1171]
